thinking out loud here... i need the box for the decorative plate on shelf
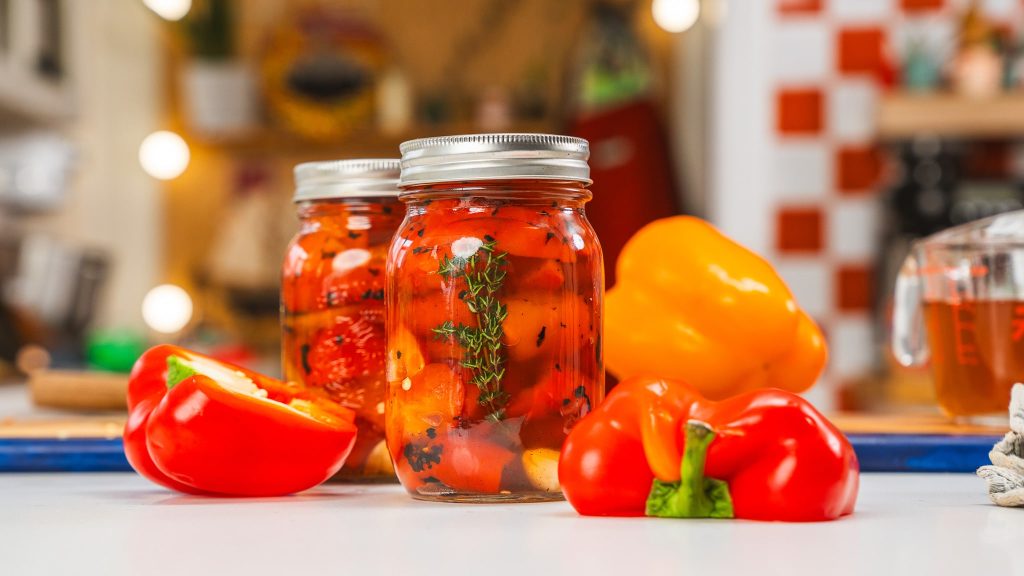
[260,8,385,141]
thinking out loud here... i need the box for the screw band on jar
[293,159,402,203]
[398,133,592,188]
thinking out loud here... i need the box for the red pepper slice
[123,345,358,496]
[558,377,859,521]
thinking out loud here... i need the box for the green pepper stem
[645,419,734,519]
[680,420,716,513]
[166,355,196,389]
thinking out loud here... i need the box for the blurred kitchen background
[0,0,1021,414]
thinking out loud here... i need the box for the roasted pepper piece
[605,216,827,399]
[558,376,859,521]
[123,345,358,497]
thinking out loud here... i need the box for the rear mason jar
[386,134,604,502]
[281,159,403,481]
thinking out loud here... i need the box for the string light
[652,0,700,33]
[142,0,192,21]
[138,131,190,180]
[142,284,194,334]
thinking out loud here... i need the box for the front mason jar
[386,134,604,502]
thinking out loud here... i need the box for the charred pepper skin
[559,377,859,522]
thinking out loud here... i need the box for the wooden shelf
[186,121,557,156]
[877,91,1024,139]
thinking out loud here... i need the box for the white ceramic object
[181,60,258,137]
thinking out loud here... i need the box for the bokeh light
[142,284,194,334]
[142,0,192,21]
[652,0,700,33]
[138,130,190,180]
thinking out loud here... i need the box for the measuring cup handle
[892,252,929,366]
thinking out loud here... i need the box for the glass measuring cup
[893,210,1024,420]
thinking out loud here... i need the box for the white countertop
[1,472,1021,576]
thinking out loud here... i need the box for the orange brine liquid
[281,199,403,480]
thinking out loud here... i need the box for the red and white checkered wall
[764,0,1024,407]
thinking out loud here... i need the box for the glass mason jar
[386,134,604,502]
[281,160,403,481]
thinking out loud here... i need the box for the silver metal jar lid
[398,133,591,189]
[293,159,401,203]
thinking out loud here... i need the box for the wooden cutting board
[28,370,128,411]
[0,375,126,441]
[830,412,1008,436]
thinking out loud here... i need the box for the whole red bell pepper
[123,345,359,496]
[559,377,859,521]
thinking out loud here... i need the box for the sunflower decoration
[261,8,385,141]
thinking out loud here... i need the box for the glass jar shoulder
[389,198,600,266]
[282,203,400,314]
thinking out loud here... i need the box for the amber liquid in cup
[923,299,1024,417]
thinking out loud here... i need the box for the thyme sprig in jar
[386,134,605,502]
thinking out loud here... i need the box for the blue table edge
[0,433,1005,473]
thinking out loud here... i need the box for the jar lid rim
[399,133,592,189]
[293,159,401,202]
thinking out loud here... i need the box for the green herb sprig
[432,237,510,421]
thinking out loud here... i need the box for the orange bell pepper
[605,216,827,399]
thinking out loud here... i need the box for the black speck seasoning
[348,231,362,239]
[404,441,443,473]
[536,326,546,347]
[300,344,311,374]
[362,288,385,301]
[574,385,593,413]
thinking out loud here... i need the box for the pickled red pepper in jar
[387,134,604,501]
[281,160,403,481]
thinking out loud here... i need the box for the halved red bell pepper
[558,376,859,521]
[123,345,206,494]
[123,345,358,496]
